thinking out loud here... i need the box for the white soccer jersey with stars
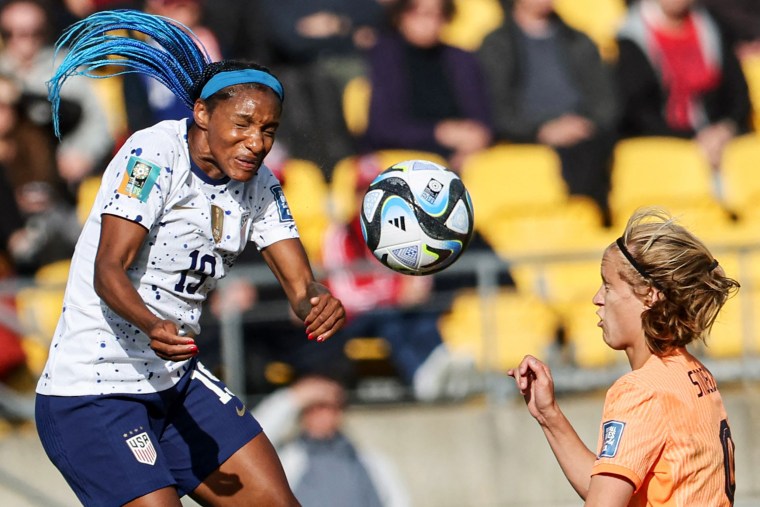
[36,119,299,396]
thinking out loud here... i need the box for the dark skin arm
[260,238,345,342]
[94,214,199,361]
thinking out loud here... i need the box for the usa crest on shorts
[125,430,158,465]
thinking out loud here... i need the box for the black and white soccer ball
[360,159,474,275]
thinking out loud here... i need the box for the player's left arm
[261,238,345,342]
[584,474,634,506]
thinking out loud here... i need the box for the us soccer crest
[211,204,224,243]
[125,431,157,465]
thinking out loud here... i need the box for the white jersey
[37,119,299,396]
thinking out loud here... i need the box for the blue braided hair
[47,9,210,138]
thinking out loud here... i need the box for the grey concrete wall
[1,383,758,507]
[344,382,760,507]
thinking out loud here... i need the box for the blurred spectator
[252,375,412,507]
[615,0,752,170]
[478,0,619,224]
[363,0,493,171]
[0,0,113,189]
[124,0,223,133]
[144,0,222,60]
[697,0,760,59]
[51,0,139,37]
[7,181,81,275]
[321,159,481,401]
[0,73,79,276]
[0,75,27,259]
[255,0,390,175]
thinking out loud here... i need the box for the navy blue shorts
[35,360,262,507]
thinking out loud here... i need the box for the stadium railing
[215,242,760,405]
[2,240,760,418]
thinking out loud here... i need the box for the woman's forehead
[220,87,282,115]
[601,246,624,278]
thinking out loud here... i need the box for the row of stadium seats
[17,134,760,380]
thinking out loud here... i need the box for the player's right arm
[95,214,198,361]
[508,355,597,499]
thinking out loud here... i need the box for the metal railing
[2,240,759,417]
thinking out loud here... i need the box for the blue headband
[200,69,284,101]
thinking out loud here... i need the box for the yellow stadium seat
[740,55,760,130]
[511,257,605,313]
[696,246,760,359]
[342,75,371,138]
[77,174,102,224]
[702,287,758,359]
[678,204,745,248]
[15,260,70,354]
[482,196,612,259]
[720,134,760,217]
[614,199,738,249]
[460,143,568,227]
[15,285,63,344]
[561,301,621,368]
[554,0,627,60]
[279,159,330,264]
[21,337,49,377]
[34,259,72,285]
[441,0,505,51]
[609,137,720,226]
[330,150,448,223]
[438,288,560,371]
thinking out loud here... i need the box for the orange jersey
[591,349,735,506]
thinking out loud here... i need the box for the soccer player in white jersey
[34,11,344,507]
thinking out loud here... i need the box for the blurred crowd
[0,0,758,401]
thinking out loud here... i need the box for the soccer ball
[360,159,474,275]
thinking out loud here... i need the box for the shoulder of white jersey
[256,163,278,184]
[118,120,190,173]
[131,119,190,148]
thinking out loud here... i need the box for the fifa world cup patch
[599,420,625,458]
[125,430,158,465]
[118,156,161,202]
[270,185,294,222]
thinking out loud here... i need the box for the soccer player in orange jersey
[509,207,740,506]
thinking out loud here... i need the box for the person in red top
[321,157,478,401]
[615,0,752,169]
[509,207,739,506]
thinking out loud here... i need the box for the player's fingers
[305,297,344,335]
[150,339,198,360]
[517,354,537,375]
[528,357,554,384]
[304,295,329,329]
[309,307,346,342]
[314,314,346,343]
[153,334,196,346]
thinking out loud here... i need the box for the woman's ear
[644,287,663,309]
[193,100,209,129]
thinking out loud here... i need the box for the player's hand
[303,283,345,343]
[147,320,199,361]
[507,355,560,426]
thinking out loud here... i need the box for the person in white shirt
[35,10,345,507]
